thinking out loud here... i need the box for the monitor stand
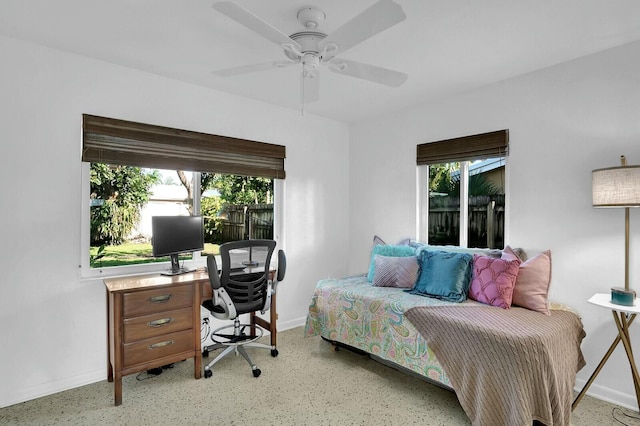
[161,254,190,276]
[242,245,259,267]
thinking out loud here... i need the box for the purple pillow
[372,255,419,288]
[367,244,416,282]
[469,254,521,309]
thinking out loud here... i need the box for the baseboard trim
[1,368,104,409]
[573,377,639,411]
[276,316,307,332]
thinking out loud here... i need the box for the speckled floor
[0,327,638,425]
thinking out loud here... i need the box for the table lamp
[592,155,640,305]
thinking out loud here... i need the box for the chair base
[209,322,264,346]
[202,320,278,378]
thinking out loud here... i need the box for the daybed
[304,243,586,426]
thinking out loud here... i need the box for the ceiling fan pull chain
[300,71,305,116]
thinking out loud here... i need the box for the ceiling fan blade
[213,1,301,51]
[319,0,405,59]
[302,72,319,104]
[213,60,295,77]
[328,59,407,87]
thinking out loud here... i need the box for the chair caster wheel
[271,349,279,357]
[202,349,209,358]
[253,368,261,378]
[204,369,212,378]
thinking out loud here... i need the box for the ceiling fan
[211,0,408,103]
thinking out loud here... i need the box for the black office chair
[201,239,286,378]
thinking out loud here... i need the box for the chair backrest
[218,239,276,315]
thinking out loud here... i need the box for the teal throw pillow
[367,244,416,282]
[409,250,473,302]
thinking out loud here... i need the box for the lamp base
[242,260,259,267]
[611,287,636,306]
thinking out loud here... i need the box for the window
[417,130,508,249]
[80,115,285,278]
[88,165,200,270]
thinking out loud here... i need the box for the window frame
[416,130,509,248]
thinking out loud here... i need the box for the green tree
[200,195,224,243]
[451,173,500,197]
[429,163,457,194]
[208,174,273,205]
[429,163,500,197]
[174,171,225,215]
[172,172,272,243]
[90,164,160,245]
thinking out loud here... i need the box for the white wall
[348,40,640,409]
[0,35,350,407]
[3,30,640,412]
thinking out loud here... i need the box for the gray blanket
[406,305,585,426]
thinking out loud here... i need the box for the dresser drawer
[123,329,194,368]
[123,306,193,343]
[123,284,193,317]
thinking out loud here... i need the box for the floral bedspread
[304,275,479,387]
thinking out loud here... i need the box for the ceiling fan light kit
[211,0,408,104]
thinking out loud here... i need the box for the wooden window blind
[416,129,509,165]
[82,114,286,179]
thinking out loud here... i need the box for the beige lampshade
[592,165,640,207]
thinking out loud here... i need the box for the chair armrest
[207,255,221,289]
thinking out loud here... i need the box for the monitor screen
[151,215,204,275]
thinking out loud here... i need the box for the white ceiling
[2,0,640,123]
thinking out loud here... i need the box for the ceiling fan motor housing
[285,31,327,60]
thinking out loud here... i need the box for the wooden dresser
[104,272,207,406]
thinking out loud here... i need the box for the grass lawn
[90,242,220,268]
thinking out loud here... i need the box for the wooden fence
[428,195,504,249]
[209,197,503,248]
[216,204,274,242]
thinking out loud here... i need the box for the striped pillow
[367,244,416,282]
[372,255,419,288]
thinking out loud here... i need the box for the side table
[572,293,640,411]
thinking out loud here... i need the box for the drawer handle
[147,317,173,327]
[148,340,174,350]
[149,294,172,303]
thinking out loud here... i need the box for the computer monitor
[151,215,204,275]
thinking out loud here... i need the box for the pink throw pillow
[469,255,521,309]
[502,245,552,315]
